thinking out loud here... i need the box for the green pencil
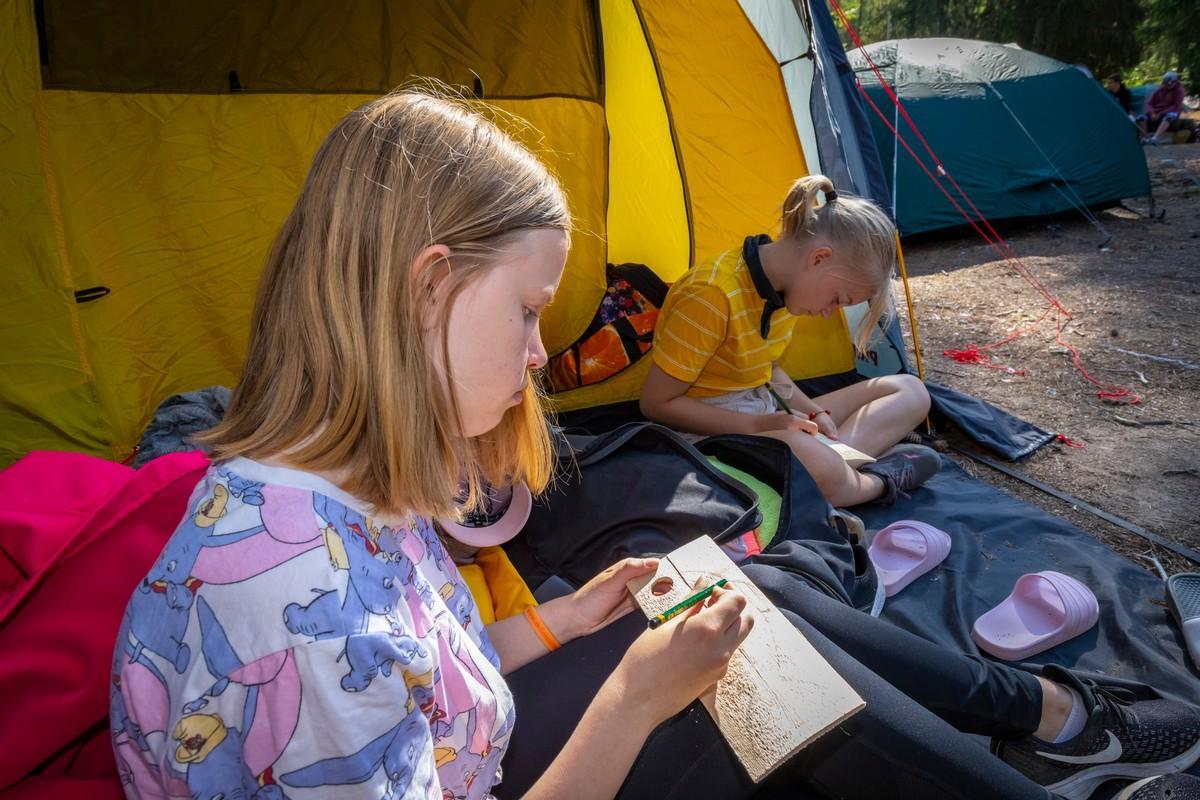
[766,384,794,416]
[647,578,729,629]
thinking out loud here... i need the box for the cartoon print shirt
[110,458,515,800]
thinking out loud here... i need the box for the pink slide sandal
[867,520,952,597]
[972,571,1099,661]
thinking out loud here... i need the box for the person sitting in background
[1106,74,1134,118]
[1137,71,1187,144]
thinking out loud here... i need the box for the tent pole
[890,54,899,216]
[894,231,925,382]
[893,231,932,434]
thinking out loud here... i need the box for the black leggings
[499,556,1052,799]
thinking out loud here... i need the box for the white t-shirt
[111,458,514,799]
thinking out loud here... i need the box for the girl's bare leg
[812,374,930,457]
[761,429,885,506]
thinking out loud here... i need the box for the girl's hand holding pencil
[608,580,754,728]
[765,383,821,436]
[648,578,729,628]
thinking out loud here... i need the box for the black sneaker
[1118,774,1200,799]
[994,668,1200,800]
[859,444,941,504]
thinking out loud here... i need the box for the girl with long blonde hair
[110,89,753,800]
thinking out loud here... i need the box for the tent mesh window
[37,0,602,99]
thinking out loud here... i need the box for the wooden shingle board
[628,535,865,782]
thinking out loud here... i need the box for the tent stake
[951,446,1200,566]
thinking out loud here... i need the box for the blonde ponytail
[780,174,897,354]
[781,175,836,239]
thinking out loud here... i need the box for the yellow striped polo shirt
[652,247,798,397]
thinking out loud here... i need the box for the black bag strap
[566,421,762,542]
[572,421,670,466]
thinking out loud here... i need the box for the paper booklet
[813,433,876,467]
[628,536,865,783]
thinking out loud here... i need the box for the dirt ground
[897,141,1200,573]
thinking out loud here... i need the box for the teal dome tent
[849,39,1150,236]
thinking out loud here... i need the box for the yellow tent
[1,0,865,466]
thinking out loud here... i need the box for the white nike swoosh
[1035,730,1124,765]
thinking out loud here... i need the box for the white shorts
[680,385,780,442]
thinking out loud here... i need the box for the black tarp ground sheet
[859,459,1199,700]
[513,429,1200,797]
[855,459,1200,796]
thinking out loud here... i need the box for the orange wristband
[523,606,561,652]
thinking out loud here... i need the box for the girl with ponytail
[641,175,938,507]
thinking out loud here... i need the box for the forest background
[836,0,1198,86]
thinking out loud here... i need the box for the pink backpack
[0,450,209,798]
